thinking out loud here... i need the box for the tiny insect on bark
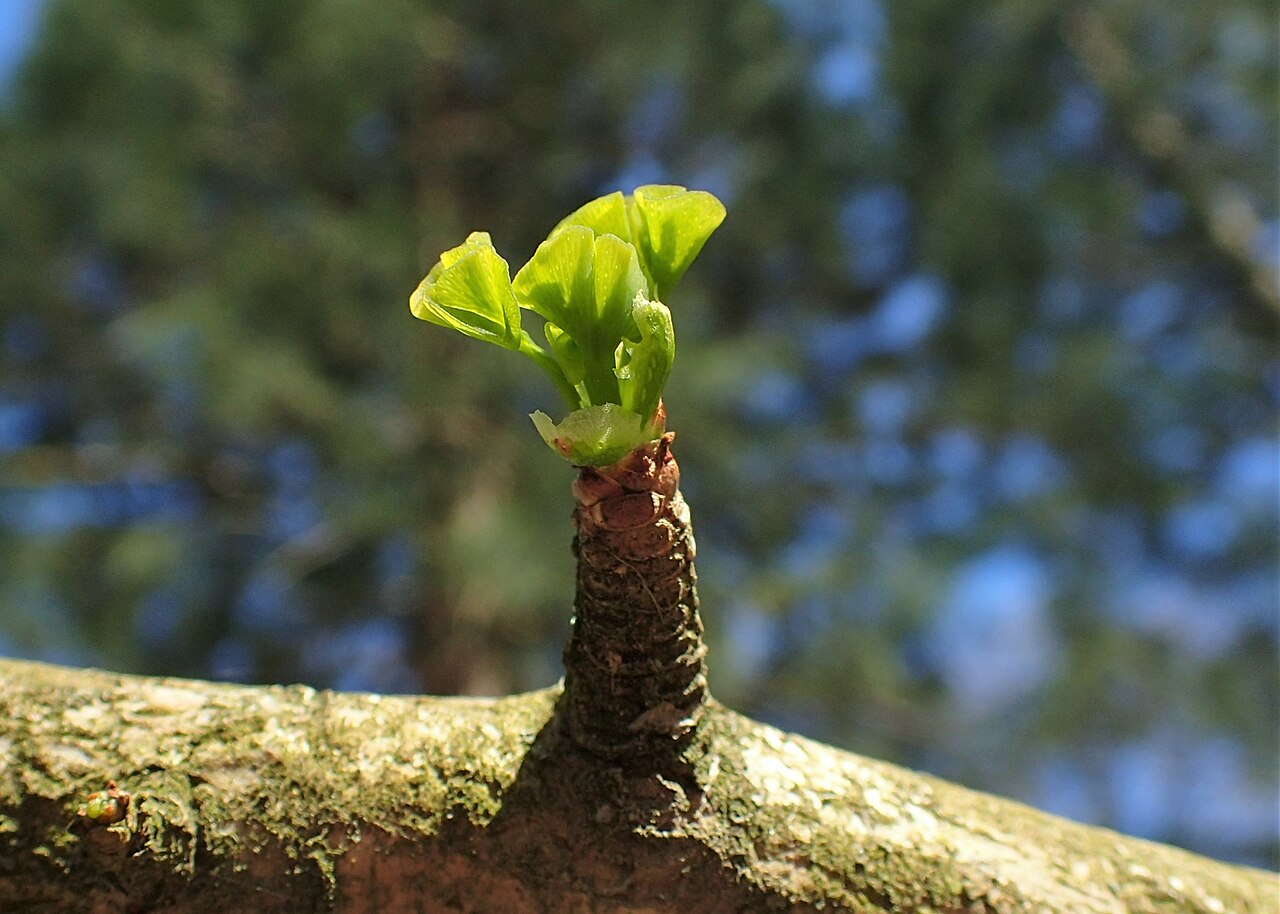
[77,781,130,825]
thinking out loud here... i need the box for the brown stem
[559,432,708,763]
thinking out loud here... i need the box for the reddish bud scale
[561,433,708,762]
[77,781,130,826]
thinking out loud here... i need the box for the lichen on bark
[1,658,1275,912]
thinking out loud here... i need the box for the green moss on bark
[0,659,1273,913]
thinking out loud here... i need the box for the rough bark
[0,658,1273,913]
[3,439,1275,911]
[562,433,707,765]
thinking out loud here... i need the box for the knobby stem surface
[560,434,708,764]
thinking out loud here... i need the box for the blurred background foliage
[0,0,1276,868]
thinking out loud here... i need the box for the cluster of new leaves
[410,185,725,465]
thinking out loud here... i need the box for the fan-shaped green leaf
[553,191,632,243]
[512,225,595,336]
[408,232,521,349]
[631,185,726,301]
[589,232,647,346]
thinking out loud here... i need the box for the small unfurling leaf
[616,294,674,425]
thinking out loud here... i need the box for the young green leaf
[553,191,631,242]
[553,185,726,302]
[512,225,595,335]
[512,226,648,406]
[409,232,522,350]
[589,232,647,350]
[410,187,724,466]
[513,227,646,350]
[543,322,586,388]
[630,185,726,302]
[530,403,652,466]
[616,295,674,424]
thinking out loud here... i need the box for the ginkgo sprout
[409,185,725,465]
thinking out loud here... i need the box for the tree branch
[0,658,1272,913]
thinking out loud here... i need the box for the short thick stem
[560,433,708,763]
